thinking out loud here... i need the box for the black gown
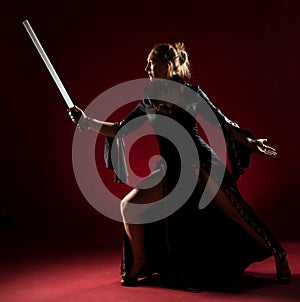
[104,79,286,290]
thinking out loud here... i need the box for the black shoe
[276,253,291,284]
[277,271,291,284]
[120,262,151,287]
[121,275,139,287]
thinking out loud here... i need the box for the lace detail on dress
[221,184,286,258]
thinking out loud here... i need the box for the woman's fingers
[258,145,277,156]
[67,107,81,124]
[255,138,277,156]
[267,146,277,152]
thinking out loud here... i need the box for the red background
[2,0,300,248]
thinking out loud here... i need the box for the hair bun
[174,42,187,65]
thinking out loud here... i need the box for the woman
[68,43,291,290]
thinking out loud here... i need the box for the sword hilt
[69,107,84,131]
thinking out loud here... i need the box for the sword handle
[68,106,86,131]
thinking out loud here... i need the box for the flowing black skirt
[120,166,275,290]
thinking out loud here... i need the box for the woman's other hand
[247,138,277,156]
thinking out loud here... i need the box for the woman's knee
[120,189,139,218]
[120,197,146,224]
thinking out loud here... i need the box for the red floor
[0,234,299,302]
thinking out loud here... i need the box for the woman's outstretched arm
[229,126,277,157]
[194,86,277,157]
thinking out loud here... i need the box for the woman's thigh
[122,168,165,204]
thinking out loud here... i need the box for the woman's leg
[120,180,164,278]
[200,168,291,281]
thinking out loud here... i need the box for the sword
[22,20,82,128]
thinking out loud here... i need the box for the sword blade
[23,20,75,109]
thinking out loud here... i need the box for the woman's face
[145,51,169,80]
